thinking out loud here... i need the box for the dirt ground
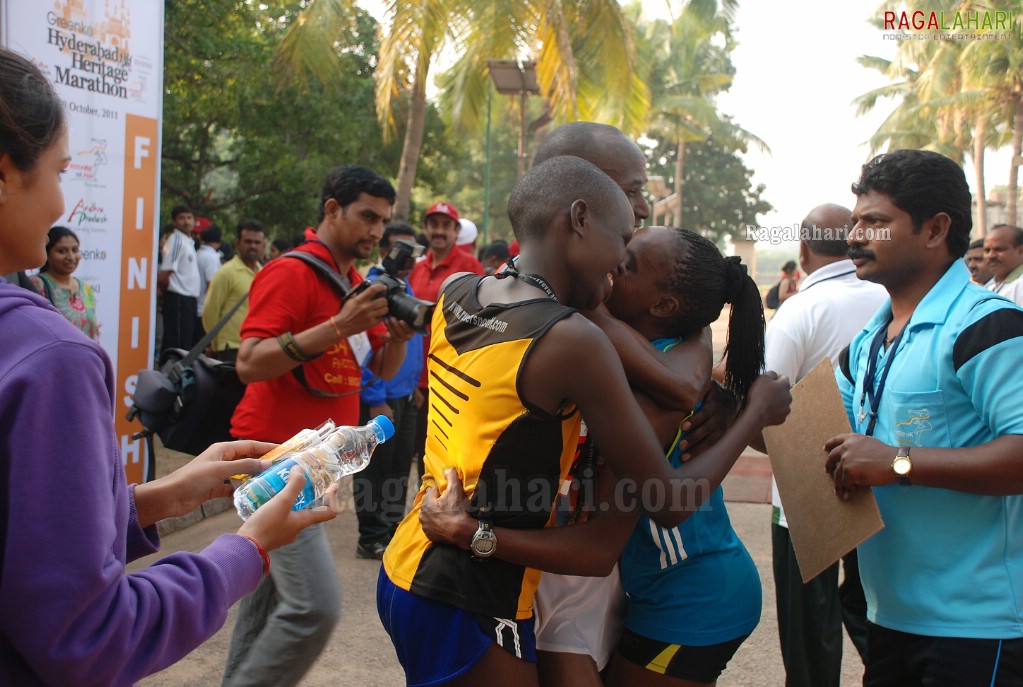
[131,498,864,686]
[132,310,867,685]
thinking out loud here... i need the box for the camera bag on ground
[127,294,249,460]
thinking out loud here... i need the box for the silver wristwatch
[470,520,497,560]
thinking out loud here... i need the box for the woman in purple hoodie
[0,48,335,686]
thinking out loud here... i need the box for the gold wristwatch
[892,446,912,486]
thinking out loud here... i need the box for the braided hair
[660,227,765,406]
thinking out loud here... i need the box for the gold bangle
[329,315,343,342]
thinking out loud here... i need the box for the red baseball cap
[193,216,212,234]
[425,202,459,223]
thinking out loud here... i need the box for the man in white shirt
[766,203,888,687]
[195,223,223,322]
[982,223,1023,307]
[158,205,201,352]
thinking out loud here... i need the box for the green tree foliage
[279,0,648,220]
[161,0,458,240]
[230,7,400,238]
[160,0,772,250]
[643,120,772,245]
[439,99,522,245]
[161,0,266,222]
[638,1,766,221]
[439,1,772,248]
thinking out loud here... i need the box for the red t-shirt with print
[231,229,388,442]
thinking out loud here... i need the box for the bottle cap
[369,415,395,442]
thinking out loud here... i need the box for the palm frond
[272,0,357,88]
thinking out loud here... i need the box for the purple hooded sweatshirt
[0,280,263,686]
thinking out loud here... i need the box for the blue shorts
[377,568,537,687]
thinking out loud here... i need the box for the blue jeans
[222,523,342,686]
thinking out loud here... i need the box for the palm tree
[855,0,1023,230]
[373,0,455,220]
[644,0,766,225]
[959,6,1023,226]
[276,0,647,220]
[853,0,968,161]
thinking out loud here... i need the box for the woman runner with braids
[603,226,765,687]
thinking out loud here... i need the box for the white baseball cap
[457,218,478,247]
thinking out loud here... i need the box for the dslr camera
[351,239,434,331]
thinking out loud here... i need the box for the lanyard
[857,319,905,437]
[497,257,559,303]
[516,273,559,303]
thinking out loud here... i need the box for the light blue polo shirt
[836,260,1023,638]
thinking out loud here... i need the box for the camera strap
[280,251,366,399]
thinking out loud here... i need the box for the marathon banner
[1,1,164,484]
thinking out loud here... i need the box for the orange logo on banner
[52,0,132,47]
[115,114,157,485]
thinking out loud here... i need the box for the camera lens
[387,290,434,331]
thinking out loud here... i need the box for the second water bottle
[234,415,395,520]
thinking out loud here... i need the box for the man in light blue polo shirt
[826,149,1023,686]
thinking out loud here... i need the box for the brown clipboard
[764,358,884,582]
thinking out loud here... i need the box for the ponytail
[663,228,765,406]
[721,266,765,407]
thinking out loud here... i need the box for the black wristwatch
[470,520,497,560]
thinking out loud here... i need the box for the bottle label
[235,458,318,514]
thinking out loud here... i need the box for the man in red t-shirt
[223,165,414,687]
[408,202,485,475]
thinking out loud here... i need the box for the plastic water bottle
[234,415,395,520]
[229,420,336,482]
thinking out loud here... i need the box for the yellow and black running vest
[383,273,582,619]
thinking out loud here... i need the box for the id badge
[347,331,373,367]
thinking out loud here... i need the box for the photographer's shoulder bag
[127,294,249,461]
[127,251,362,469]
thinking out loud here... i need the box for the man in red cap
[409,202,484,476]
[192,216,212,247]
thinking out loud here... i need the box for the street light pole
[483,86,492,247]
[518,88,528,179]
[486,59,540,180]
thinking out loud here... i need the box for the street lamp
[487,59,540,179]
